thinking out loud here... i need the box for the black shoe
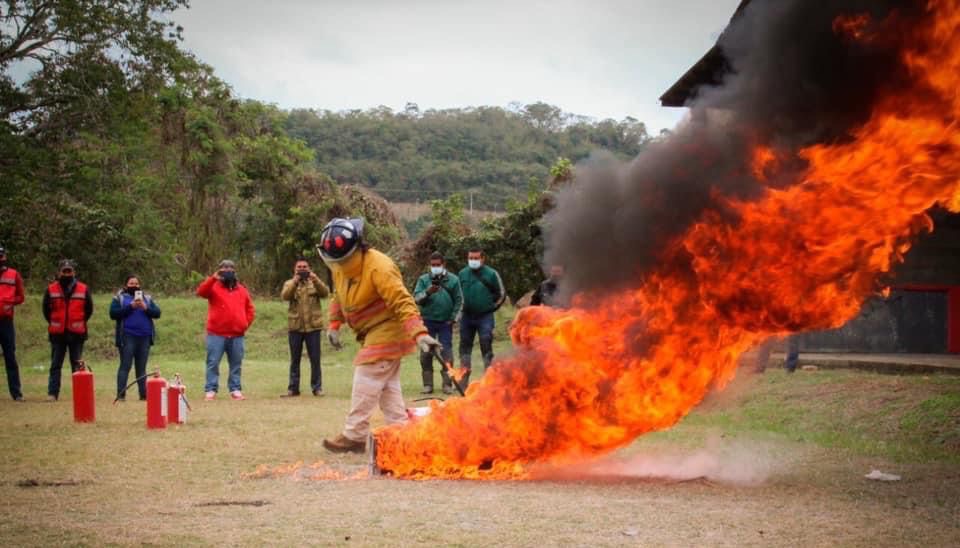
[116,396,126,402]
[138,396,147,401]
[312,389,324,397]
[281,390,301,398]
[13,396,23,402]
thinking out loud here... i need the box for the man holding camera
[110,275,162,401]
[197,259,255,401]
[0,246,25,401]
[458,248,505,387]
[280,257,330,397]
[42,259,94,401]
[413,252,462,394]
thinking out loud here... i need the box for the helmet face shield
[317,218,362,262]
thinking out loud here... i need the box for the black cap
[58,259,77,271]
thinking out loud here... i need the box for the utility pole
[469,190,473,214]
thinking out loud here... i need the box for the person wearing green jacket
[413,252,463,394]
[279,257,330,397]
[457,248,505,387]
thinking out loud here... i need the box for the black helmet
[317,218,364,262]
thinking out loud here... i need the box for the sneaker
[312,389,324,397]
[13,396,23,402]
[230,390,245,400]
[47,395,58,402]
[420,386,434,395]
[280,390,300,398]
[204,391,216,401]
[322,434,366,454]
[441,385,454,395]
[115,396,126,402]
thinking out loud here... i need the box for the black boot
[460,368,471,388]
[420,369,433,394]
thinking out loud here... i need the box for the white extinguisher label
[178,393,188,424]
[161,387,168,418]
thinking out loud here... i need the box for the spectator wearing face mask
[109,275,161,401]
[42,259,94,401]
[412,251,462,394]
[196,259,255,401]
[457,248,505,387]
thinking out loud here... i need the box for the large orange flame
[375,0,960,479]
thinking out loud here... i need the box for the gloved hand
[327,329,343,350]
[416,333,441,354]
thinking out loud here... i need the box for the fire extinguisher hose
[172,373,192,412]
[112,369,160,405]
[431,347,466,397]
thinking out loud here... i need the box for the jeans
[419,319,454,386]
[459,312,495,370]
[288,330,322,393]
[117,334,151,399]
[784,336,800,372]
[49,334,85,397]
[204,335,244,393]
[0,319,22,399]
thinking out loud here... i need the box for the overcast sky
[173,0,741,133]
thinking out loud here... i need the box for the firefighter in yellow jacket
[318,217,439,453]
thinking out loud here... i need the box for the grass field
[1,295,959,546]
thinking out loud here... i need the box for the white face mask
[430,266,444,276]
[468,259,482,270]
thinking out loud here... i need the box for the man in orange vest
[42,259,94,401]
[0,246,25,401]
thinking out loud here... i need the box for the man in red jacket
[0,246,25,401]
[197,259,255,401]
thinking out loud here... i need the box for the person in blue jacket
[109,275,161,401]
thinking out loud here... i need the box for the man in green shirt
[413,252,462,394]
[457,248,505,387]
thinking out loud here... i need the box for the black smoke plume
[544,0,925,300]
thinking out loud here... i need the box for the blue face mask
[468,259,482,270]
[220,271,236,283]
[430,266,444,276]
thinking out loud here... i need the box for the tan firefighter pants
[342,358,408,442]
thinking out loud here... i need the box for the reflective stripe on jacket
[0,268,24,319]
[47,280,89,335]
[327,249,427,365]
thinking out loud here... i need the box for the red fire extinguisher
[72,360,95,423]
[167,374,190,425]
[146,372,168,429]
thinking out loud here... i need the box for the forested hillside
[285,103,650,209]
[0,1,646,295]
[0,1,401,292]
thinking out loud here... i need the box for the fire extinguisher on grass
[146,372,168,429]
[167,373,191,424]
[72,360,95,423]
